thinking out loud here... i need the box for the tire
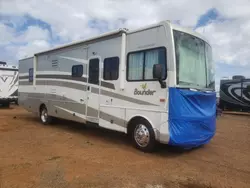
[131,118,156,153]
[40,105,52,125]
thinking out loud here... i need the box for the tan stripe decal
[19,76,29,79]
[100,111,126,128]
[19,80,32,85]
[36,80,87,91]
[19,74,115,89]
[36,74,88,83]
[19,92,127,128]
[19,79,157,106]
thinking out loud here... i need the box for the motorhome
[18,20,216,152]
[0,61,19,107]
[219,75,250,112]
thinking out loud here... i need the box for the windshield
[173,30,215,90]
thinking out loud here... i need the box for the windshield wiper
[179,81,202,87]
[178,81,207,91]
[179,81,193,85]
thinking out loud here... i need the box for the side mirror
[153,64,166,88]
[153,64,162,79]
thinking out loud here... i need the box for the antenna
[119,28,129,32]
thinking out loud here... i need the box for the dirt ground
[0,105,249,188]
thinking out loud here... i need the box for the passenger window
[103,57,119,80]
[127,47,167,81]
[28,68,33,82]
[127,52,144,81]
[72,65,83,77]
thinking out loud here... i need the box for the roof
[20,21,170,59]
[19,20,210,60]
[170,23,210,44]
[36,29,126,56]
[0,64,18,70]
[33,21,168,56]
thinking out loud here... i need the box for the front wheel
[131,119,156,153]
[40,105,52,125]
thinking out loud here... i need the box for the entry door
[86,58,100,122]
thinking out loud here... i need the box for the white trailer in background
[0,61,19,107]
[18,20,216,152]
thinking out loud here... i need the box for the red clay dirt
[0,105,249,188]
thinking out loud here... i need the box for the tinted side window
[72,65,83,77]
[29,68,33,82]
[127,52,144,81]
[127,47,167,81]
[103,57,119,80]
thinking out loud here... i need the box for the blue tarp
[168,87,216,149]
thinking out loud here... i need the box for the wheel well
[39,103,46,113]
[127,116,149,136]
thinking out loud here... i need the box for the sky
[1,0,250,92]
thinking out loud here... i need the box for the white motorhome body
[0,62,19,107]
[18,20,216,152]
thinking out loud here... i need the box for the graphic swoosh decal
[228,83,242,103]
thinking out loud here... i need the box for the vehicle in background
[0,61,19,107]
[18,20,216,152]
[219,75,250,112]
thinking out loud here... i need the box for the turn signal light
[160,98,165,102]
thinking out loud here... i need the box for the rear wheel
[40,105,52,125]
[131,119,156,153]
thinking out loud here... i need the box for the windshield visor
[173,30,215,90]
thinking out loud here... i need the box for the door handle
[80,99,84,102]
[87,86,90,91]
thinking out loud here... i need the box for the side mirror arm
[159,79,166,88]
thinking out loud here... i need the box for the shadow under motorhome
[0,61,19,107]
[219,76,250,112]
[18,20,217,152]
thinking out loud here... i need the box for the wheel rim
[41,108,48,122]
[134,124,150,147]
